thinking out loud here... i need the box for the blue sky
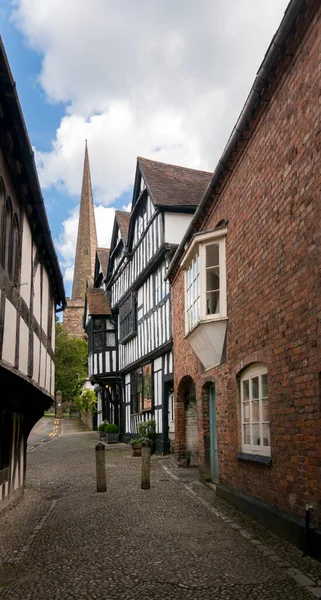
[0,0,289,298]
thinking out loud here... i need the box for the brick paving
[0,418,321,599]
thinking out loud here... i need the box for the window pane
[262,374,268,398]
[206,291,220,315]
[262,399,269,422]
[243,380,249,401]
[196,298,200,322]
[252,377,259,399]
[252,424,260,446]
[206,244,219,268]
[206,267,219,292]
[197,274,200,297]
[252,400,259,422]
[106,332,116,346]
[263,423,271,446]
[243,424,250,445]
[243,400,250,423]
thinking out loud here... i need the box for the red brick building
[168,0,320,552]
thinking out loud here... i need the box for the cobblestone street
[1,419,321,600]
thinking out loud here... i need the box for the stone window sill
[236,452,272,466]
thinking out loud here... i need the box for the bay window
[183,229,227,334]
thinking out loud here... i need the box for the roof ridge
[137,156,212,176]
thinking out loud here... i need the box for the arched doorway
[176,376,198,467]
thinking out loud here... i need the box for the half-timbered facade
[85,249,118,428]
[107,159,211,452]
[0,39,65,512]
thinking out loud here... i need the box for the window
[119,294,137,342]
[154,265,167,305]
[131,363,153,413]
[241,364,270,456]
[106,331,116,347]
[184,230,227,334]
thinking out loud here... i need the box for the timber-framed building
[0,38,65,511]
[105,158,211,452]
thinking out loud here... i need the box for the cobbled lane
[0,418,321,600]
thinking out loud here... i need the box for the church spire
[71,142,98,300]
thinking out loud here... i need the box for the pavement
[27,417,61,451]
[0,418,321,599]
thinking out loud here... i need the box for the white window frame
[240,363,270,457]
[182,229,227,335]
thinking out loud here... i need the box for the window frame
[183,229,227,335]
[119,293,137,343]
[131,363,153,414]
[240,363,270,457]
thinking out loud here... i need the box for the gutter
[167,0,307,281]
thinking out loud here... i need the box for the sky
[0,0,289,297]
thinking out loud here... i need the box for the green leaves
[55,322,88,404]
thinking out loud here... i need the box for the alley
[1,419,321,600]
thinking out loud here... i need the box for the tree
[55,321,88,404]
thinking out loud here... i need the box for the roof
[115,210,130,243]
[0,37,65,308]
[138,157,212,208]
[97,248,110,278]
[167,0,318,280]
[86,288,111,316]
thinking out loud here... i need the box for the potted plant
[129,419,156,456]
[129,437,145,457]
[98,422,107,439]
[104,423,119,444]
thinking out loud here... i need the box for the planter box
[99,431,106,440]
[105,433,119,444]
[132,443,142,457]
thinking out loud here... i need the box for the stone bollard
[141,441,151,490]
[95,442,106,493]
[55,390,63,419]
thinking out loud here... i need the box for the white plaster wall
[2,299,16,366]
[51,306,56,350]
[46,352,51,394]
[164,213,193,245]
[20,213,32,307]
[33,334,40,383]
[33,262,41,324]
[39,344,46,389]
[19,318,29,376]
[51,360,55,397]
[42,268,49,334]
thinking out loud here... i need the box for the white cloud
[13,0,289,206]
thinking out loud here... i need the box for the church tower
[63,142,98,337]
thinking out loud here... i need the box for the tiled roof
[97,248,110,278]
[138,157,212,207]
[87,288,111,316]
[115,210,130,243]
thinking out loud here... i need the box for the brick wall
[63,298,85,338]
[172,7,321,525]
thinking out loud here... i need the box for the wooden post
[95,442,106,493]
[141,441,151,490]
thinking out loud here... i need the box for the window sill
[236,452,272,466]
[120,330,137,345]
[185,315,228,338]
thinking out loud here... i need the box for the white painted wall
[164,212,193,245]
[39,344,46,389]
[33,262,41,324]
[2,299,16,366]
[51,360,55,397]
[51,305,56,349]
[42,268,49,334]
[46,352,51,394]
[33,333,40,383]
[20,213,32,307]
[19,318,29,376]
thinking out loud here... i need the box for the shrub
[104,423,119,434]
[98,423,106,432]
[137,419,156,441]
